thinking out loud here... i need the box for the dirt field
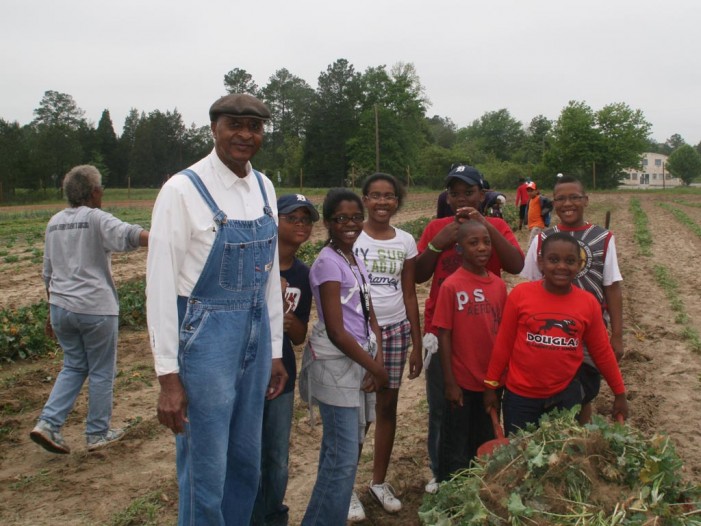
[1,190,700,525]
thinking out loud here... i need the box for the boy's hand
[610,334,624,361]
[612,393,628,421]
[455,206,487,225]
[483,388,499,413]
[445,380,463,407]
[432,221,460,251]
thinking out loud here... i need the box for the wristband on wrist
[484,379,500,389]
[427,242,443,253]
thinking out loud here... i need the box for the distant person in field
[432,220,507,480]
[483,233,628,435]
[515,177,529,230]
[521,175,623,424]
[252,194,318,526]
[415,164,523,494]
[146,94,287,525]
[524,181,553,246]
[30,165,148,455]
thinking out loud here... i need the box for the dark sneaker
[30,420,71,454]
[86,428,125,452]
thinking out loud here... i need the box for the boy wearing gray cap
[147,93,287,525]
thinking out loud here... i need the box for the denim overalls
[175,169,276,526]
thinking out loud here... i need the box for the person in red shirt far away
[483,233,628,436]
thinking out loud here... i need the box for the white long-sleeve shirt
[146,149,283,376]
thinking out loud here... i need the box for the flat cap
[209,94,271,122]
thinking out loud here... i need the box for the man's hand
[266,358,288,400]
[455,206,487,225]
[157,373,188,434]
[610,334,624,362]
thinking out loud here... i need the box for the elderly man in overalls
[147,94,287,526]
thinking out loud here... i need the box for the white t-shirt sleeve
[520,236,542,280]
[603,236,622,286]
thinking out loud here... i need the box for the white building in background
[621,152,683,188]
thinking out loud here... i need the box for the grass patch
[108,490,165,526]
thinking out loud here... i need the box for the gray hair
[63,165,102,207]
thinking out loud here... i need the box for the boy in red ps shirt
[483,233,628,436]
[432,221,507,480]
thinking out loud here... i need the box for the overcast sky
[2,0,699,144]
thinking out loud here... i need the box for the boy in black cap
[147,93,288,525]
[415,164,524,493]
[253,194,318,526]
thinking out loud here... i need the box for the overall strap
[252,169,273,217]
[180,169,228,225]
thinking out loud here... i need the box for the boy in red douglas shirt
[483,233,628,435]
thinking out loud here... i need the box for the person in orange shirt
[524,182,552,246]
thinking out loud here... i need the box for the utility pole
[374,104,380,173]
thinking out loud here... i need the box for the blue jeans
[251,391,294,526]
[502,379,583,436]
[40,305,118,436]
[302,402,359,526]
[425,355,444,479]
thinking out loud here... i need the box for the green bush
[0,301,58,362]
[118,278,147,329]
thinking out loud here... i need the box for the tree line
[2,58,700,201]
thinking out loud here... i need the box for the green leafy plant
[0,301,57,362]
[629,198,652,256]
[420,409,701,525]
[659,203,701,239]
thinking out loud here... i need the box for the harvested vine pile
[420,410,701,525]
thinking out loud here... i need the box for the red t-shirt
[516,183,529,207]
[418,216,522,335]
[485,281,625,398]
[432,268,507,391]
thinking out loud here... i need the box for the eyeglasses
[330,214,364,224]
[279,215,314,226]
[366,192,397,201]
[553,195,586,204]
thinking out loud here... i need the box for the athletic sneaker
[425,477,439,494]
[86,428,125,451]
[369,481,402,513]
[29,420,71,454]
[347,491,366,522]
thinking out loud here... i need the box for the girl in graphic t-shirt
[300,188,388,526]
[352,173,422,515]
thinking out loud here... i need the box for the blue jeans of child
[40,305,118,436]
[502,379,583,436]
[252,391,294,526]
[302,401,359,526]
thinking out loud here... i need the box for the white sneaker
[86,428,125,451]
[425,477,439,494]
[348,491,366,522]
[369,481,402,513]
